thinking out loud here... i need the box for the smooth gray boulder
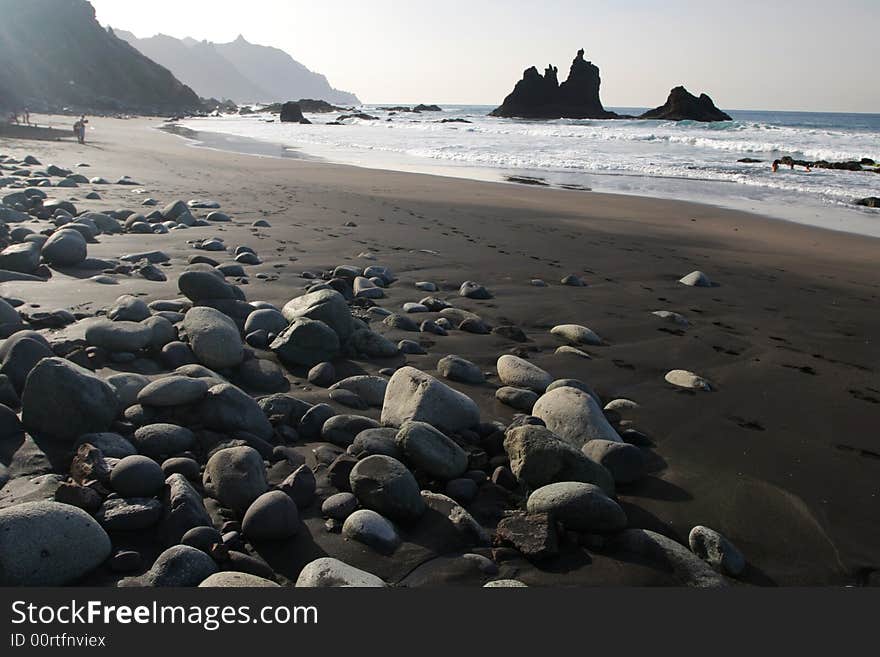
[329,375,387,407]
[203,446,268,513]
[183,306,244,370]
[198,383,273,440]
[82,212,123,234]
[459,280,492,299]
[270,318,340,367]
[353,276,384,299]
[0,333,53,393]
[0,242,40,274]
[665,369,712,391]
[381,366,479,433]
[110,455,165,497]
[132,423,195,459]
[106,372,151,413]
[496,354,552,392]
[349,454,425,522]
[280,464,316,509]
[307,361,336,387]
[679,271,713,287]
[581,439,646,484]
[107,295,151,322]
[396,421,468,480]
[652,310,689,327]
[0,298,22,333]
[21,358,117,442]
[495,386,538,412]
[200,572,279,587]
[282,289,353,341]
[527,482,626,532]
[162,200,189,220]
[138,545,218,587]
[688,525,746,577]
[137,375,209,407]
[0,474,63,509]
[532,385,620,448]
[76,433,136,459]
[348,328,399,358]
[321,492,359,521]
[0,501,111,585]
[322,415,380,447]
[242,490,299,540]
[236,358,287,392]
[41,229,87,267]
[350,427,401,459]
[244,308,287,336]
[142,316,177,349]
[342,509,400,554]
[298,403,335,440]
[437,355,485,384]
[85,319,152,352]
[295,557,385,587]
[504,425,615,494]
[178,270,236,303]
[550,324,603,346]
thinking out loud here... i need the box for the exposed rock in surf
[279,102,311,124]
[640,86,732,122]
[491,49,619,120]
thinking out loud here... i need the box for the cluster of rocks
[491,49,731,123]
[0,155,744,588]
[0,156,275,285]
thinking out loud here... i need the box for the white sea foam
[178,105,880,235]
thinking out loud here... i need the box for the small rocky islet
[0,151,735,588]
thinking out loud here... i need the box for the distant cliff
[640,87,732,122]
[491,49,618,120]
[0,0,201,114]
[117,32,360,106]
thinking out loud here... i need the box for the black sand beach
[1,114,878,587]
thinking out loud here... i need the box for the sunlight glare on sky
[89,0,879,112]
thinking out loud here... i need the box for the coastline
[175,111,880,238]
[2,114,878,586]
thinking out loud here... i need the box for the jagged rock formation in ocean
[0,0,201,114]
[490,49,618,120]
[640,87,732,122]
[116,31,360,106]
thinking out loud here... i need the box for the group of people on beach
[772,157,811,173]
[6,108,30,125]
[73,115,88,144]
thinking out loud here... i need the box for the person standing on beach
[23,108,30,126]
[73,115,88,143]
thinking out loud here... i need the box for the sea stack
[490,49,618,120]
[640,87,732,122]
[280,101,312,124]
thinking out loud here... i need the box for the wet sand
[2,114,878,586]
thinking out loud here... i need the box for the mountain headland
[0,0,201,114]
[116,31,360,106]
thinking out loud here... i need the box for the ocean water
[178,105,880,236]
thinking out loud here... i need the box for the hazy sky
[90,0,878,112]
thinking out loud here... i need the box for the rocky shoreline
[0,118,877,587]
[0,149,747,588]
